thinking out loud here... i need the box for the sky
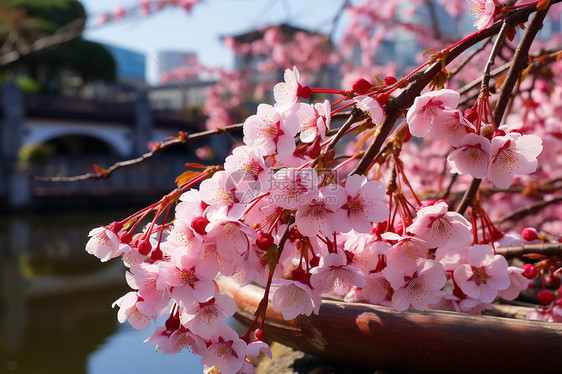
[81,0,353,84]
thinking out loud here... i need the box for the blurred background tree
[0,0,115,94]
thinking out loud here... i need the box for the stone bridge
[0,82,233,210]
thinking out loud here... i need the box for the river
[0,209,226,374]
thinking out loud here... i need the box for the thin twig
[495,197,562,225]
[456,5,553,215]
[27,123,244,182]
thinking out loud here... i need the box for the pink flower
[407,201,473,248]
[243,104,299,159]
[406,89,460,138]
[145,325,207,355]
[199,171,245,217]
[355,95,385,125]
[268,167,319,210]
[86,226,120,262]
[112,291,154,330]
[272,279,321,320]
[294,100,331,143]
[273,67,306,111]
[453,245,510,303]
[468,0,499,30]
[160,254,218,305]
[206,218,255,260]
[432,109,475,147]
[447,133,492,178]
[201,329,247,374]
[295,185,346,237]
[181,295,237,339]
[310,253,366,295]
[332,174,389,233]
[224,146,269,192]
[498,266,530,300]
[487,133,543,189]
[384,259,447,311]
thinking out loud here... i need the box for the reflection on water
[1,211,204,374]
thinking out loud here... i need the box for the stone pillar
[132,93,153,157]
[1,82,31,208]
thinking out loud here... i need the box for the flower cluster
[406,88,543,189]
[82,60,562,372]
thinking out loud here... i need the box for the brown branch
[456,5,552,215]
[349,3,550,177]
[497,242,562,259]
[27,123,244,182]
[448,37,493,79]
[495,196,562,225]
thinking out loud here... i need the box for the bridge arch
[23,121,132,157]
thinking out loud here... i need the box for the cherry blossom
[332,174,389,234]
[407,201,473,248]
[201,329,248,374]
[384,259,447,311]
[86,226,120,262]
[271,279,321,320]
[310,253,366,296]
[273,67,306,111]
[113,291,154,330]
[406,89,460,138]
[355,95,385,126]
[181,294,237,339]
[243,103,299,159]
[447,133,492,178]
[487,132,543,189]
[468,0,499,30]
[294,100,332,143]
[453,245,510,303]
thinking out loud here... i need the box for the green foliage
[18,142,54,164]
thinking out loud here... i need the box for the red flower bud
[352,78,373,95]
[138,240,152,256]
[191,216,210,236]
[383,76,398,86]
[538,290,554,305]
[521,264,537,279]
[546,274,561,286]
[307,136,322,159]
[119,231,132,244]
[297,85,312,99]
[253,328,266,341]
[108,221,123,233]
[521,228,539,241]
[464,108,477,123]
[256,231,274,251]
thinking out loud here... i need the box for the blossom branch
[27,123,243,182]
[456,4,553,215]
[497,242,562,259]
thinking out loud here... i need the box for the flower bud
[256,231,274,251]
[538,290,554,305]
[119,231,133,244]
[191,216,210,235]
[297,85,312,99]
[521,228,539,241]
[253,328,266,341]
[546,274,561,286]
[108,221,123,233]
[352,78,373,95]
[383,76,398,86]
[307,136,321,159]
[521,264,537,279]
[464,108,477,123]
[138,240,152,256]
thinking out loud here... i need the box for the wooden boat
[218,277,562,373]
